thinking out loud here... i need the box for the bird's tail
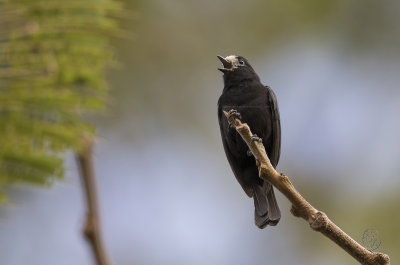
[253,182,281,228]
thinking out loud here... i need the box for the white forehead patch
[225,55,239,66]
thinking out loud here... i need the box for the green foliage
[0,0,123,199]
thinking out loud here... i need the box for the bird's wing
[218,108,254,197]
[265,86,281,168]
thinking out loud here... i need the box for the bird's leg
[227,109,242,130]
[251,134,262,143]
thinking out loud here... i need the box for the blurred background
[1,0,400,264]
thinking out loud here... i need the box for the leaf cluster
[0,0,123,200]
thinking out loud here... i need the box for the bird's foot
[247,150,253,157]
[227,109,242,120]
[227,109,242,130]
[251,134,262,143]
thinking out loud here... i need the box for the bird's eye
[239,60,245,65]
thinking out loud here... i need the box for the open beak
[217,55,232,73]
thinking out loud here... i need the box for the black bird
[217,55,281,228]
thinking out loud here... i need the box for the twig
[76,136,111,265]
[223,110,390,265]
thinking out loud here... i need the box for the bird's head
[217,55,258,82]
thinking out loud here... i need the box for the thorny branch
[223,109,390,265]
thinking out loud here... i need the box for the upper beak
[217,55,232,73]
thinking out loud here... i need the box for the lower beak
[217,55,232,73]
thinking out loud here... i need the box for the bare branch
[223,110,390,265]
[76,136,111,265]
